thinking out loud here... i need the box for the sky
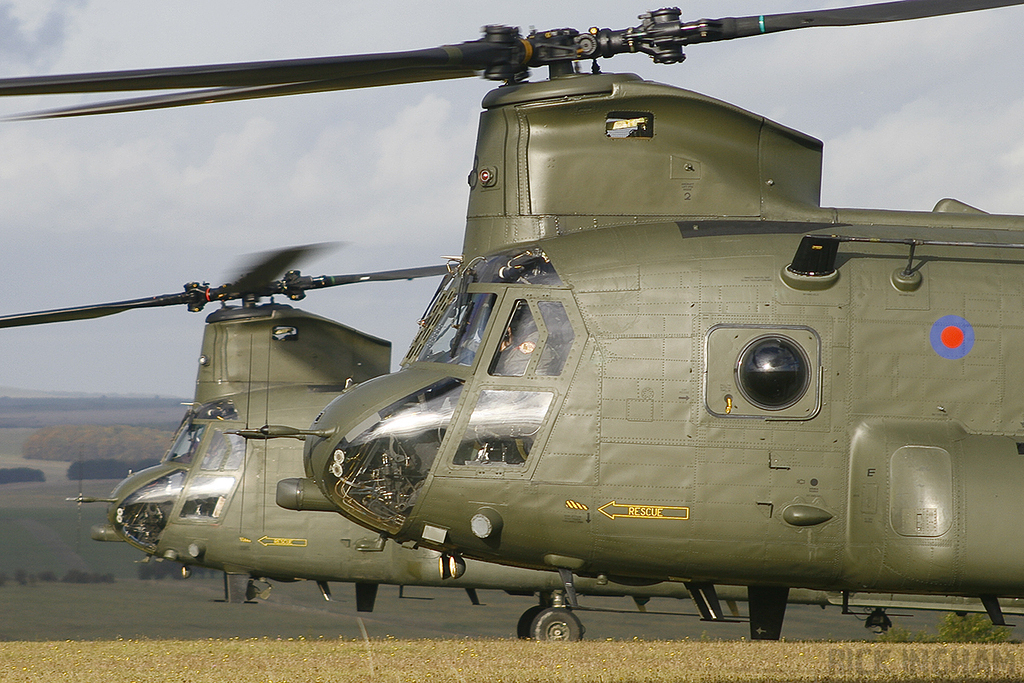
[0,0,1022,398]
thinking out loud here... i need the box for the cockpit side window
[536,300,575,376]
[488,299,576,378]
[453,390,554,466]
[490,300,539,377]
[178,475,237,521]
[200,430,246,471]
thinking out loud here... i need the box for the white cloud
[2,0,1024,395]
[824,94,1024,213]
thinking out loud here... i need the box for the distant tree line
[66,458,160,481]
[0,467,45,484]
[23,425,175,463]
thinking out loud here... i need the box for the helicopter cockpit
[111,399,246,551]
[309,247,578,535]
[411,248,565,365]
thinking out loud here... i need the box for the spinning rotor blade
[0,245,449,329]
[0,44,507,95]
[275,263,452,300]
[5,72,473,120]
[0,244,323,329]
[230,243,334,296]
[305,264,451,288]
[583,0,1024,64]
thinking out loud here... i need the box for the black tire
[517,605,545,639]
[530,607,584,641]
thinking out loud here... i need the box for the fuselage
[98,302,730,604]
[305,72,1024,600]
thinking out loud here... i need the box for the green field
[0,427,141,580]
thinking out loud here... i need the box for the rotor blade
[314,264,451,287]
[0,293,189,329]
[230,243,336,295]
[708,0,1024,41]
[0,42,505,98]
[5,71,474,120]
[282,264,450,298]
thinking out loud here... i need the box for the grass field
[2,639,1023,682]
[0,481,142,579]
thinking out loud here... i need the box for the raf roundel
[930,315,975,360]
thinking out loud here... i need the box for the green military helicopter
[1,249,745,640]
[3,0,1024,641]
[12,247,1016,641]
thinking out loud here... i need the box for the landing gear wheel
[530,607,584,641]
[517,605,545,639]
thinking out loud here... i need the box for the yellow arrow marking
[257,536,308,547]
[598,501,689,520]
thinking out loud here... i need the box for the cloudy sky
[1,0,1022,398]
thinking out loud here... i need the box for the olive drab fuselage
[103,304,398,581]
[306,72,1024,600]
[100,302,748,609]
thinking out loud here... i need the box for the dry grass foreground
[2,639,1024,682]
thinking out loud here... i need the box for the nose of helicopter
[304,365,466,537]
[105,463,188,551]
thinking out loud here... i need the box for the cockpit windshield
[407,248,562,368]
[164,421,206,464]
[163,399,238,465]
[417,291,496,366]
[323,377,464,533]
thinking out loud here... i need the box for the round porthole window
[736,336,810,410]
